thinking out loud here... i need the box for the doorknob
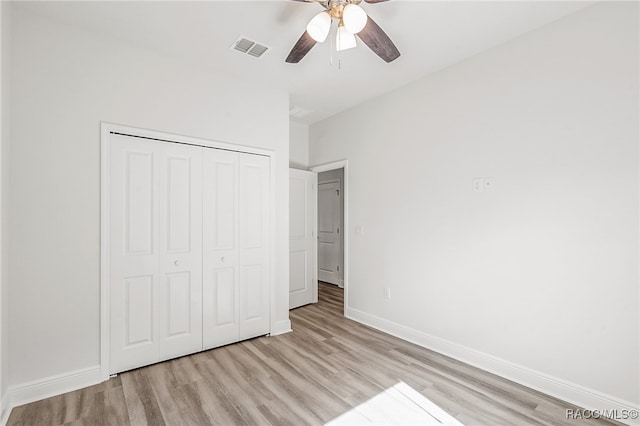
[221,256,225,262]
[174,260,180,266]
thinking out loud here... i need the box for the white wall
[310,1,639,408]
[289,121,309,169]
[9,5,290,389]
[0,0,11,417]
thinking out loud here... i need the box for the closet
[108,133,270,374]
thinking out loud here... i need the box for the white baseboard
[0,391,10,426]
[271,319,292,336]
[346,307,640,426]
[7,365,102,415]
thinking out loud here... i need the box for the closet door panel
[239,153,270,339]
[110,136,203,373]
[203,149,240,349]
[125,276,154,345]
[242,265,264,320]
[124,152,154,255]
[214,267,236,325]
[166,272,192,336]
[158,144,203,360]
[110,136,160,373]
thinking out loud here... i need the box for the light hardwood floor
[8,283,621,425]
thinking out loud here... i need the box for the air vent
[231,37,270,59]
[248,44,269,58]
[233,38,254,54]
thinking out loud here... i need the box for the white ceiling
[16,0,592,124]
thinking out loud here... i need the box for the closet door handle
[174,260,180,266]
[221,256,225,262]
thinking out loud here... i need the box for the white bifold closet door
[109,134,203,373]
[109,134,269,374]
[202,150,270,349]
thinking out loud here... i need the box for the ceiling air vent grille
[232,37,269,59]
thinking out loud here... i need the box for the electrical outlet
[383,287,391,300]
[472,178,483,193]
[355,226,364,236]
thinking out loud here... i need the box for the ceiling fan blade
[286,31,317,63]
[357,16,400,63]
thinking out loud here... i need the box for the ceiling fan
[286,0,400,64]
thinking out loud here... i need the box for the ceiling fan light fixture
[306,11,331,43]
[336,22,357,51]
[343,4,368,34]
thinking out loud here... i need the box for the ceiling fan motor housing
[329,0,363,19]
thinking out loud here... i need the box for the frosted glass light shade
[343,4,367,34]
[336,24,357,51]
[306,12,331,43]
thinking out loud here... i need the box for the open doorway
[310,161,349,316]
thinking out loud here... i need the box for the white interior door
[109,135,203,373]
[318,181,341,285]
[289,169,317,309]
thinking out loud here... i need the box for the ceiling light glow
[306,11,331,43]
[343,4,367,34]
[336,22,357,51]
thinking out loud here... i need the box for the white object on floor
[326,381,464,425]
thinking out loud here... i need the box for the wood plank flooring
[8,283,622,425]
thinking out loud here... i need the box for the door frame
[100,122,276,381]
[309,160,349,315]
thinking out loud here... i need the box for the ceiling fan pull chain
[329,21,343,71]
[330,20,335,66]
